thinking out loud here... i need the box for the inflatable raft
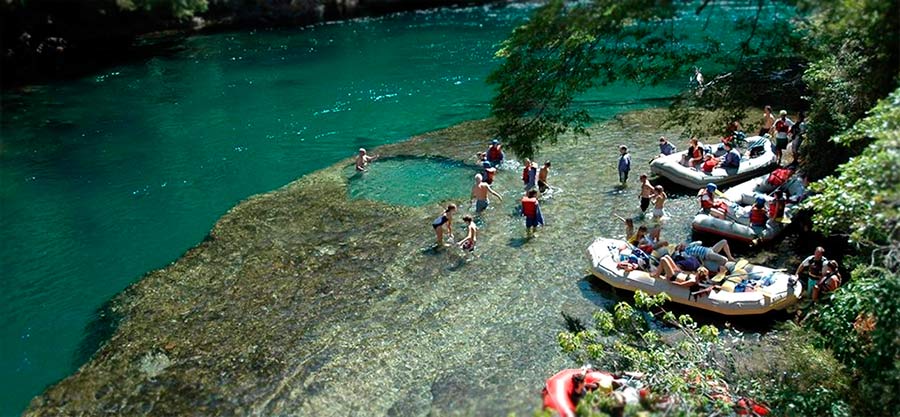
[692,173,806,244]
[649,137,776,189]
[543,368,614,417]
[587,238,801,315]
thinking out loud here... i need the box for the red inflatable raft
[542,368,614,417]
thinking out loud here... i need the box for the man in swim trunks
[457,215,477,251]
[538,161,551,193]
[796,246,828,298]
[355,148,378,171]
[639,174,654,215]
[432,204,457,246]
[471,173,503,212]
[652,185,668,220]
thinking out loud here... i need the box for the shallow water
[1,2,790,416]
[347,157,475,206]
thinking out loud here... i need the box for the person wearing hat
[749,196,769,229]
[486,139,504,167]
[773,110,794,165]
[699,183,728,219]
[355,148,378,171]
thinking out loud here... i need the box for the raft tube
[691,174,806,244]
[543,368,614,417]
[649,137,776,189]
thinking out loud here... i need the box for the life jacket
[767,168,792,186]
[484,169,495,184]
[522,166,530,184]
[700,191,714,209]
[768,199,786,219]
[487,146,503,161]
[775,119,790,133]
[542,369,614,417]
[749,206,767,226]
[702,158,717,173]
[521,197,538,217]
[691,146,703,159]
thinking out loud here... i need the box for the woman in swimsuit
[432,204,457,246]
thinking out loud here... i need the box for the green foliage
[796,0,900,179]
[803,89,900,265]
[807,266,900,416]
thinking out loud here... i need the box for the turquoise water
[347,157,474,206]
[0,3,787,416]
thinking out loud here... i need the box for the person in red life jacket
[701,154,718,173]
[521,158,531,186]
[486,139,504,167]
[521,189,544,237]
[481,158,497,185]
[682,136,704,168]
[749,197,769,229]
[699,183,728,219]
[773,110,793,165]
[769,190,786,219]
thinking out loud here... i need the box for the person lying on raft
[676,239,736,268]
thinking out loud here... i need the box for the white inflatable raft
[649,137,777,189]
[587,237,801,316]
[691,174,806,244]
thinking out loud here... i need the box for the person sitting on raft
[749,197,769,229]
[621,217,668,254]
[431,204,457,247]
[699,183,730,219]
[682,137,704,168]
[700,154,718,174]
[486,139,504,167]
[769,190,787,219]
[456,215,477,252]
[719,142,741,170]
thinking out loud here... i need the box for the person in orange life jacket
[749,197,769,228]
[699,183,728,219]
[719,142,741,170]
[773,110,793,165]
[521,189,544,237]
[486,139,504,167]
[769,190,786,219]
[813,260,841,302]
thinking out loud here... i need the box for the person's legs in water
[710,239,735,261]
[475,199,488,212]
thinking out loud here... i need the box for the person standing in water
[521,189,544,237]
[457,215,477,252]
[652,185,668,220]
[486,139,504,167]
[471,173,503,213]
[538,161,551,194]
[355,148,378,171]
[432,204,457,247]
[617,145,631,187]
[639,174,654,215]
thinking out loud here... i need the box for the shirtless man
[652,185,668,220]
[538,161,551,193]
[355,148,378,171]
[758,105,775,137]
[639,174,654,215]
[471,173,503,212]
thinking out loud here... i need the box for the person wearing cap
[719,142,741,170]
[773,110,794,165]
[699,183,728,219]
[749,197,769,228]
[486,139,504,167]
[355,148,378,171]
[480,155,497,185]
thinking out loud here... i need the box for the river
[1,3,787,416]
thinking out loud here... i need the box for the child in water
[457,215,477,251]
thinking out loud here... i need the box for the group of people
[758,105,806,166]
[429,139,555,251]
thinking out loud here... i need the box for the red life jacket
[692,146,702,159]
[700,191,714,209]
[702,158,717,173]
[487,146,503,161]
[522,166,530,184]
[749,206,767,226]
[521,197,538,217]
[775,119,790,133]
[767,168,792,186]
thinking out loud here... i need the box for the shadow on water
[73,298,122,366]
[507,237,529,248]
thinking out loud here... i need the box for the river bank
[23,111,814,416]
[0,0,504,89]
